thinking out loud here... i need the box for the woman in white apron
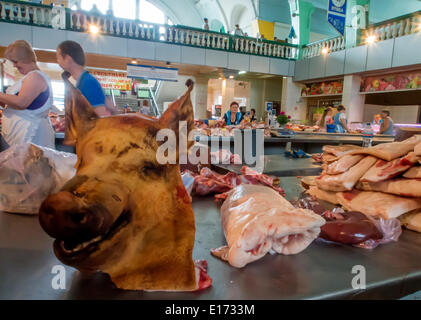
[0,40,54,150]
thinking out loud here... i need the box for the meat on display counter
[55,131,394,155]
[194,131,395,155]
[1,176,421,300]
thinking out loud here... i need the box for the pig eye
[141,162,164,177]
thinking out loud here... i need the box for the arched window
[80,0,170,24]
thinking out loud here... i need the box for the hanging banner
[327,0,347,36]
[301,80,343,96]
[360,70,421,93]
[126,64,178,82]
[90,70,132,91]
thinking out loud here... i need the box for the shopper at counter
[56,40,111,117]
[333,105,351,133]
[249,108,257,122]
[319,107,334,131]
[223,101,243,125]
[0,40,55,150]
[379,110,394,135]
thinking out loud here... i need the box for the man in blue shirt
[56,40,112,116]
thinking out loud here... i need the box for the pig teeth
[61,235,103,253]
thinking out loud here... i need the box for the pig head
[39,74,197,291]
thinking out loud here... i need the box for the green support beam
[345,0,370,48]
[288,0,315,58]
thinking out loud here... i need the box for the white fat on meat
[308,186,339,205]
[322,153,339,164]
[325,154,364,175]
[360,152,419,183]
[322,145,363,157]
[315,156,377,192]
[399,211,421,233]
[346,135,421,161]
[337,190,421,220]
[403,166,421,179]
[414,142,421,156]
[356,178,421,198]
[211,184,325,268]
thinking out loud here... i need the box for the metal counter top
[214,154,323,177]
[1,177,421,300]
[194,133,394,145]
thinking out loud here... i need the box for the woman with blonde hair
[319,106,334,130]
[0,40,54,150]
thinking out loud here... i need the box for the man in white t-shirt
[234,24,244,36]
[203,18,210,31]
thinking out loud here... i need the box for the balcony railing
[363,10,421,43]
[0,0,298,60]
[302,10,421,59]
[302,36,345,59]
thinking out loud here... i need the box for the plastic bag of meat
[211,185,325,268]
[295,192,402,249]
[0,143,77,214]
[353,217,402,249]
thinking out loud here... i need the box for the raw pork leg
[360,152,420,183]
[308,186,339,205]
[403,166,421,179]
[414,142,421,156]
[322,145,363,157]
[325,154,364,175]
[399,211,421,233]
[211,185,325,268]
[356,178,421,197]
[316,156,377,192]
[337,190,421,220]
[347,135,421,161]
[322,153,339,164]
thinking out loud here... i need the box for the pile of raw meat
[181,166,285,200]
[308,135,421,233]
[193,119,270,137]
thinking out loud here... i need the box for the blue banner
[327,0,347,36]
[328,0,347,14]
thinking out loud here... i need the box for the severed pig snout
[39,191,115,242]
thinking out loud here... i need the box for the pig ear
[62,72,98,146]
[159,79,195,149]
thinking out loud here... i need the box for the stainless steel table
[1,177,421,299]
[214,155,323,177]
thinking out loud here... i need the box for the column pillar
[221,79,235,116]
[249,79,265,121]
[281,77,307,122]
[135,0,140,20]
[192,77,209,119]
[74,0,81,10]
[342,75,365,123]
[345,0,370,48]
[288,0,314,47]
[106,0,113,16]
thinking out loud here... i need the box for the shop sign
[265,102,273,113]
[90,70,132,91]
[327,0,347,36]
[301,80,343,96]
[126,64,178,82]
[360,71,421,93]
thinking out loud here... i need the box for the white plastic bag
[0,143,77,214]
